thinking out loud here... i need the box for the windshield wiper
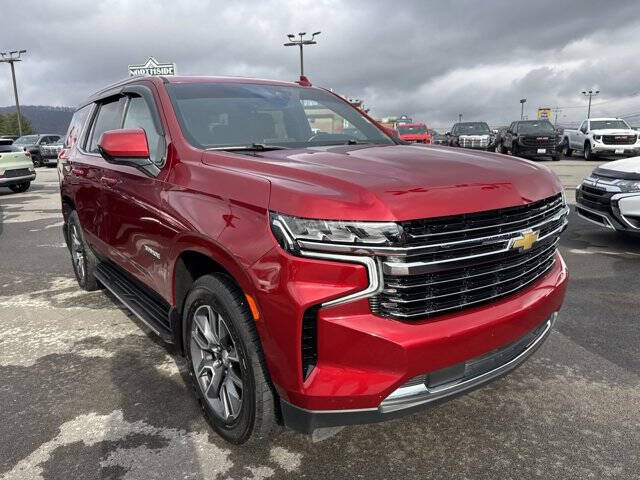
[206,143,289,152]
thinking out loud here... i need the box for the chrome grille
[371,194,568,320]
[459,137,489,148]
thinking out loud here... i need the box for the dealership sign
[128,57,176,77]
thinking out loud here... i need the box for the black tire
[562,139,572,157]
[183,274,279,444]
[551,155,560,161]
[66,210,101,291]
[584,142,594,160]
[498,142,507,154]
[511,142,519,157]
[32,155,42,168]
[8,182,30,193]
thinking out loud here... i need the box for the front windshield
[14,135,38,145]
[457,122,490,134]
[397,125,427,134]
[517,121,555,134]
[166,83,394,149]
[590,120,630,130]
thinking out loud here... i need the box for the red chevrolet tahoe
[59,75,568,444]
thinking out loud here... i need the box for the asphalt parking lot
[1,160,639,480]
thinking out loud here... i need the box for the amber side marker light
[245,294,260,320]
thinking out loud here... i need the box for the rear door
[99,83,175,293]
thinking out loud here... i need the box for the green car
[0,140,36,193]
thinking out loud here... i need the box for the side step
[95,262,174,343]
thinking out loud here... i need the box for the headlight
[613,179,640,193]
[270,212,402,254]
[593,135,602,141]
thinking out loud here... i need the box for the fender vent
[301,307,319,380]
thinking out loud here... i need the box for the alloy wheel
[190,304,244,423]
[70,224,86,281]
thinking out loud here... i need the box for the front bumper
[250,247,568,432]
[576,181,640,232]
[0,173,36,187]
[282,312,557,433]
[591,143,640,156]
[517,145,560,157]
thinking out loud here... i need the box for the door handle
[71,167,86,176]
[100,176,118,187]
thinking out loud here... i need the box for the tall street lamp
[582,89,599,118]
[0,49,27,136]
[284,31,320,77]
[519,98,527,120]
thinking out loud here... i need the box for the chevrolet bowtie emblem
[511,230,539,251]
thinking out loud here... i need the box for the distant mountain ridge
[0,105,74,135]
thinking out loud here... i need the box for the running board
[95,262,174,343]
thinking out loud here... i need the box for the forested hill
[0,105,74,134]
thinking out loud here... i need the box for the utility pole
[458,113,462,122]
[284,31,321,77]
[582,89,599,118]
[519,98,527,120]
[0,50,27,136]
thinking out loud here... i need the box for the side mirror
[98,128,158,176]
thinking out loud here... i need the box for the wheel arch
[170,239,262,353]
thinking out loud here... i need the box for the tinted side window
[66,105,92,149]
[88,98,126,153]
[123,96,164,165]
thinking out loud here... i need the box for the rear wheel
[184,274,279,444]
[66,210,101,291]
[498,142,507,154]
[8,182,30,193]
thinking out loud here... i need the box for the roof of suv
[87,75,309,105]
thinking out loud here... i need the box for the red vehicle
[397,122,431,144]
[60,75,568,444]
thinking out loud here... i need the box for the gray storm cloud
[2,0,640,129]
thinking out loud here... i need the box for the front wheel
[9,181,30,193]
[184,274,279,444]
[551,155,560,161]
[511,143,519,157]
[32,155,42,168]
[584,142,595,160]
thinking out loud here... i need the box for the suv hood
[596,156,640,175]
[590,128,637,135]
[203,144,562,221]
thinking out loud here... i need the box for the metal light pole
[284,31,320,77]
[458,113,463,122]
[519,98,527,120]
[582,89,599,118]
[0,50,27,136]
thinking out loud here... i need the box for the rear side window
[65,105,92,149]
[87,98,126,153]
[123,96,164,165]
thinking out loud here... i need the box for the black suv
[497,120,561,161]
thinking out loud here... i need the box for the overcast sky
[2,0,640,129]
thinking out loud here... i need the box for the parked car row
[496,120,562,161]
[11,133,64,167]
